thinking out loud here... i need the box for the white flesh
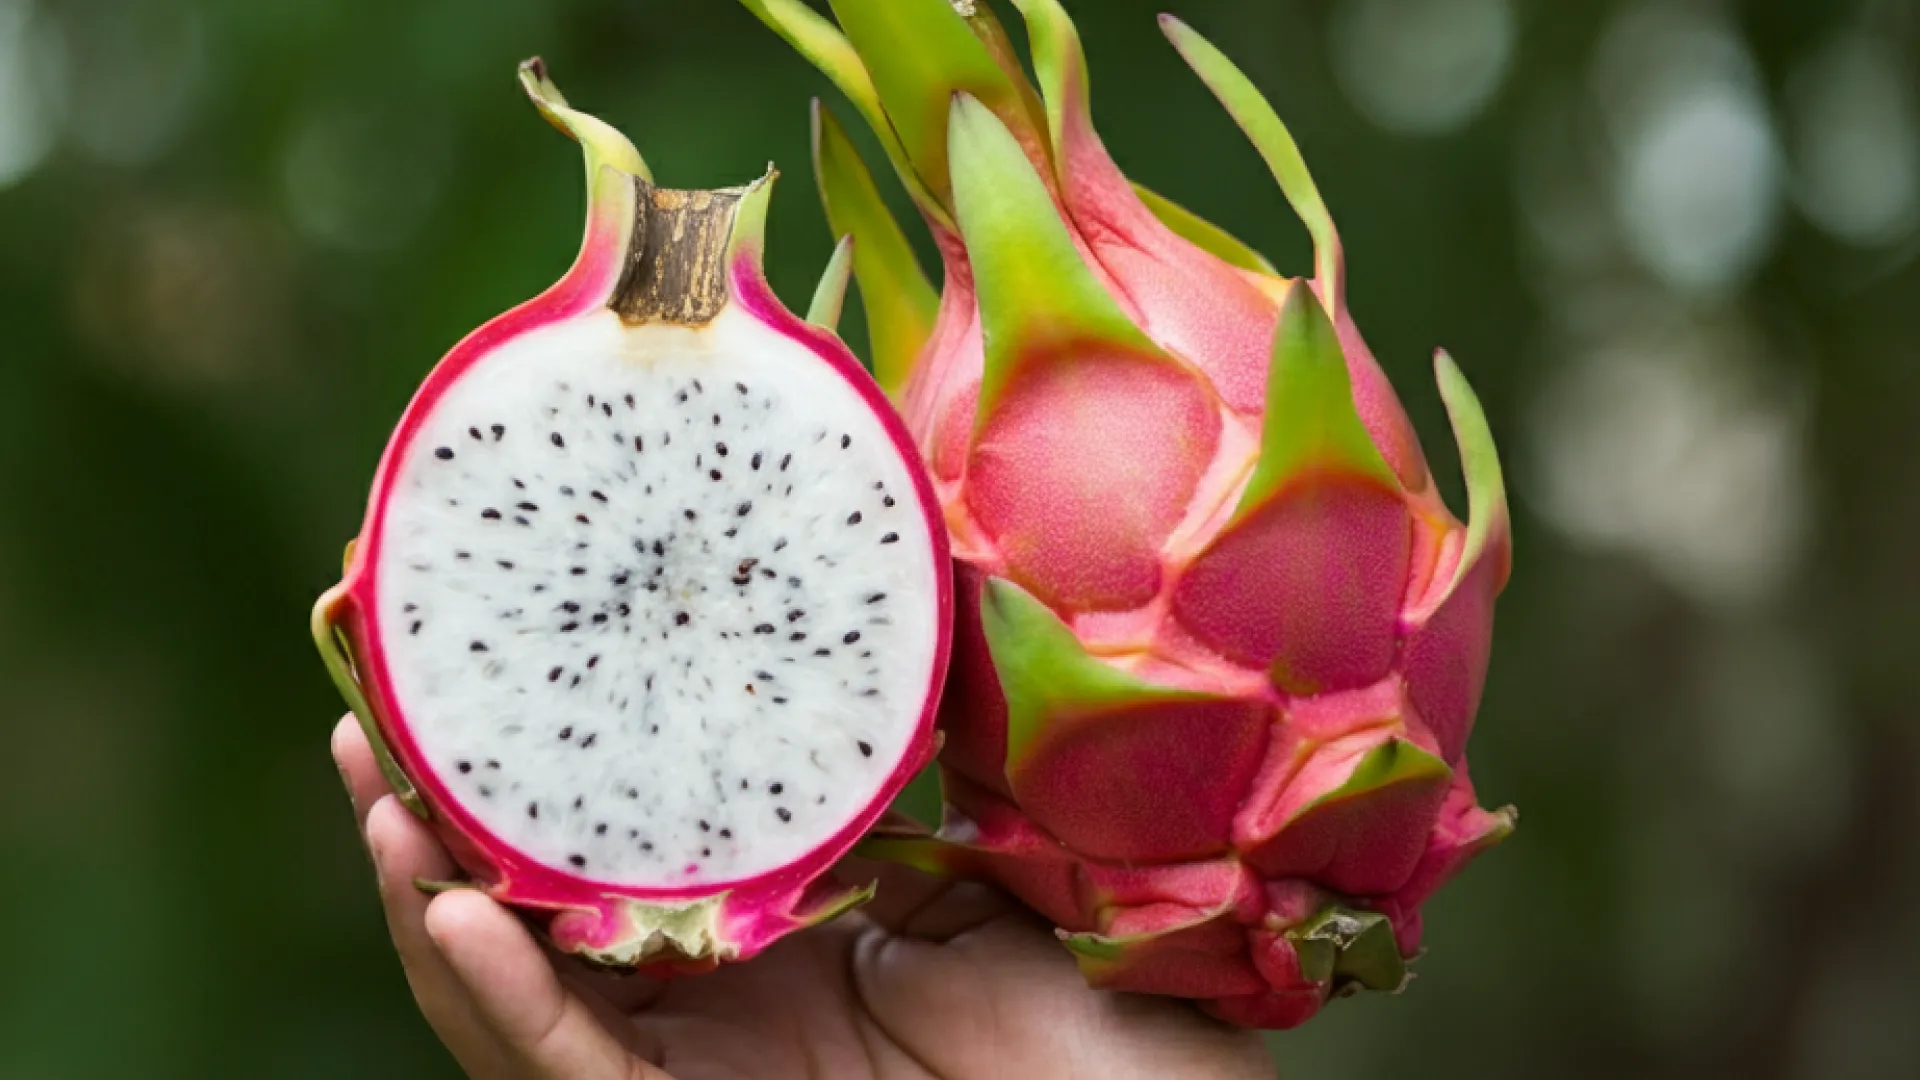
[374,308,939,886]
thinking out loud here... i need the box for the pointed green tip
[1334,739,1451,802]
[1133,182,1278,275]
[947,93,1163,417]
[1237,283,1398,515]
[981,578,1208,771]
[806,234,856,331]
[811,99,937,394]
[1157,18,1343,302]
[313,586,426,819]
[741,0,949,223]
[1059,930,1126,963]
[517,58,651,183]
[1287,905,1408,993]
[825,0,1028,205]
[798,880,878,926]
[1434,349,1511,585]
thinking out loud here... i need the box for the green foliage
[0,1,1915,1077]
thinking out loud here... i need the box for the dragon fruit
[744,0,1515,1027]
[311,60,952,972]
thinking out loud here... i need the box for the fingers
[851,915,1273,1079]
[335,719,665,1078]
[331,714,391,831]
[426,890,669,1079]
[365,796,524,1080]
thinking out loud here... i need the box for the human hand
[333,716,1274,1080]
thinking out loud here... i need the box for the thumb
[425,890,671,1080]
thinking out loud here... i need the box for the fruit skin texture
[312,60,951,974]
[744,0,1515,1027]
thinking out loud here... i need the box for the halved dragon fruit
[312,61,951,972]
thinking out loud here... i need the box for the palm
[333,717,1273,1080]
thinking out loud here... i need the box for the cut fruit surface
[315,60,950,970]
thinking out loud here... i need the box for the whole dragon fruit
[312,61,952,972]
[744,0,1515,1027]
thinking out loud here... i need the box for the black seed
[787,609,805,622]
[716,442,729,456]
[780,453,792,471]
[560,486,574,497]
[881,532,899,543]
[518,501,538,512]
[790,632,806,642]
[591,490,607,503]
[844,631,862,645]
[456,761,472,774]
[434,447,454,460]
[858,741,874,757]
[587,655,600,669]
[750,452,762,470]
[625,394,635,409]
[699,820,711,832]
[773,538,788,552]
[737,501,752,516]
[675,612,690,626]
[847,511,862,525]
[551,432,565,448]
[571,567,587,576]
[710,470,722,482]
[595,823,608,835]
[548,667,563,682]
[684,509,697,521]
[528,802,539,819]
[568,855,586,868]
[470,641,489,652]
[455,550,471,561]
[754,624,775,634]
[776,808,792,822]
[573,796,584,810]
[602,402,612,417]
[814,648,830,657]
[561,621,579,633]
[487,759,499,770]
[628,787,640,799]
[591,612,607,624]
[581,734,597,748]
[612,572,629,586]
[559,726,573,740]
[403,603,417,613]
[576,514,590,524]
[712,414,721,425]
[492,423,505,440]
[770,783,784,795]
[867,592,886,604]
[515,516,531,526]
[481,508,501,520]
[562,602,581,613]
[652,540,665,557]
[840,434,851,449]
[498,560,515,570]
[410,620,422,635]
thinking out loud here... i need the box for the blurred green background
[3,0,1917,1076]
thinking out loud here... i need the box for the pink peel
[314,61,952,971]
[748,1,1513,1028]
